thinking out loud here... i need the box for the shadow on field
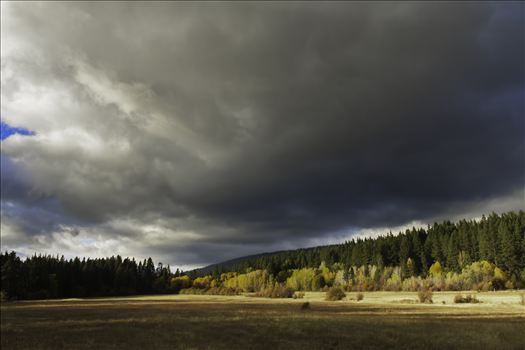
[2,298,524,350]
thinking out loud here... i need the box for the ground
[1,291,524,350]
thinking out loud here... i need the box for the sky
[1,2,523,270]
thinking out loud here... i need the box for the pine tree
[499,220,519,275]
[446,233,460,272]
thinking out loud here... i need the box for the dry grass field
[2,291,524,350]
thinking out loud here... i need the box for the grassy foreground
[1,291,524,350]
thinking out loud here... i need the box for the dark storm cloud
[1,2,523,266]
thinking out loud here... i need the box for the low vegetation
[2,293,524,350]
[293,291,305,299]
[179,286,240,296]
[325,286,346,301]
[173,259,525,299]
[417,288,433,304]
[356,292,364,301]
[255,285,295,298]
[453,294,480,304]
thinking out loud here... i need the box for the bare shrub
[206,287,241,296]
[180,287,205,295]
[356,292,364,301]
[255,285,295,298]
[418,287,433,304]
[325,287,346,301]
[293,292,305,299]
[454,294,480,304]
[179,287,241,295]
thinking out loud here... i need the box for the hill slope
[190,211,525,280]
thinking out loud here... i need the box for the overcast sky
[1,2,523,269]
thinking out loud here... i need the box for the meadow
[1,291,524,350]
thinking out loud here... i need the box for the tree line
[198,211,525,286]
[0,254,182,300]
[1,211,524,300]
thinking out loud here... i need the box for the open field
[2,291,524,350]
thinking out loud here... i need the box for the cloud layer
[1,2,523,268]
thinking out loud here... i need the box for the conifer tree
[499,220,518,275]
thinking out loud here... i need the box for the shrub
[255,285,295,298]
[300,302,310,310]
[325,287,346,301]
[504,280,514,290]
[293,292,305,299]
[384,270,402,291]
[170,275,192,293]
[520,293,525,306]
[179,287,241,296]
[402,276,424,292]
[418,287,433,304]
[454,294,480,304]
[192,276,214,289]
[206,287,241,296]
[180,287,204,295]
[356,292,364,301]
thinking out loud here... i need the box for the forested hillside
[196,212,525,278]
[186,211,525,293]
[2,211,524,300]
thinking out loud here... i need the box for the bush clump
[325,287,346,301]
[356,292,364,301]
[293,291,305,299]
[300,301,310,310]
[418,287,433,304]
[454,294,480,304]
[180,287,241,296]
[255,285,295,298]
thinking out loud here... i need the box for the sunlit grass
[2,291,524,349]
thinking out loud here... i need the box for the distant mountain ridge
[190,244,334,277]
[191,252,279,276]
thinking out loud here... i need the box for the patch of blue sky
[1,121,35,141]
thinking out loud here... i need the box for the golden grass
[2,291,524,349]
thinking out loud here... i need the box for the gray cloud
[1,2,523,267]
